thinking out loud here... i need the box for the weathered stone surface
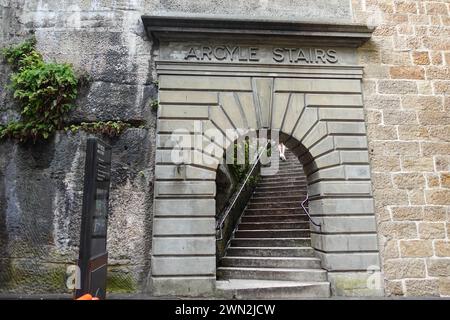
[426,258,450,277]
[412,52,430,65]
[393,173,426,189]
[423,206,447,221]
[401,156,434,172]
[405,279,439,296]
[377,80,417,94]
[435,241,450,257]
[390,66,425,80]
[425,189,450,205]
[385,280,404,296]
[384,259,426,280]
[391,206,424,221]
[148,0,352,22]
[418,222,446,240]
[379,222,418,239]
[439,278,450,296]
[400,240,433,258]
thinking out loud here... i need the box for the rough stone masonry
[0,0,449,297]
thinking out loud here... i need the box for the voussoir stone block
[275,78,361,93]
[306,94,363,107]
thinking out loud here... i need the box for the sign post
[75,138,112,299]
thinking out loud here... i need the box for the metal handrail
[301,193,321,228]
[216,141,270,241]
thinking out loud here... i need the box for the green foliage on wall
[229,140,261,187]
[65,121,131,137]
[1,38,78,142]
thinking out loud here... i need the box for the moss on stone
[0,261,69,293]
[106,272,137,293]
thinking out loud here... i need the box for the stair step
[226,247,316,257]
[215,280,330,299]
[250,196,306,204]
[248,201,306,209]
[234,229,310,238]
[260,179,306,184]
[261,172,305,178]
[221,256,321,269]
[253,191,307,198]
[244,208,307,215]
[256,185,307,192]
[241,214,308,222]
[231,238,311,247]
[217,267,327,282]
[238,222,310,230]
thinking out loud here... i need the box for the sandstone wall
[353,0,450,297]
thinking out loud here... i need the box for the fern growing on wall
[1,38,78,142]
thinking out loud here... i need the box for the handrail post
[301,193,321,229]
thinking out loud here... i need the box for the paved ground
[0,293,448,300]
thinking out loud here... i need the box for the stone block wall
[0,0,157,293]
[353,0,450,297]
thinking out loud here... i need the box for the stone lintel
[142,15,374,47]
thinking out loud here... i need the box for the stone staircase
[216,150,330,298]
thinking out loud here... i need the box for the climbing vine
[1,38,138,143]
[65,121,131,137]
[1,38,78,142]
[229,140,261,187]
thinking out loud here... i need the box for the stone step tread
[256,187,306,191]
[242,214,307,218]
[245,207,306,211]
[260,178,306,181]
[253,190,307,194]
[249,200,306,205]
[241,218,308,223]
[217,267,326,273]
[222,256,320,261]
[242,214,308,219]
[256,184,307,188]
[236,229,311,232]
[228,246,314,250]
[233,237,311,240]
[262,171,305,175]
[239,222,309,226]
[250,196,306,201]
[215,280,331,298]
[216,279,330,290]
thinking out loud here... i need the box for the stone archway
[144,16,382,296]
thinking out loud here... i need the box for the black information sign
[75,138,112,299]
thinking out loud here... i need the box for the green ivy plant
[228,139,263,188]
[1,38,78,142]
[149,99,159,112]
[65,121,130,138]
